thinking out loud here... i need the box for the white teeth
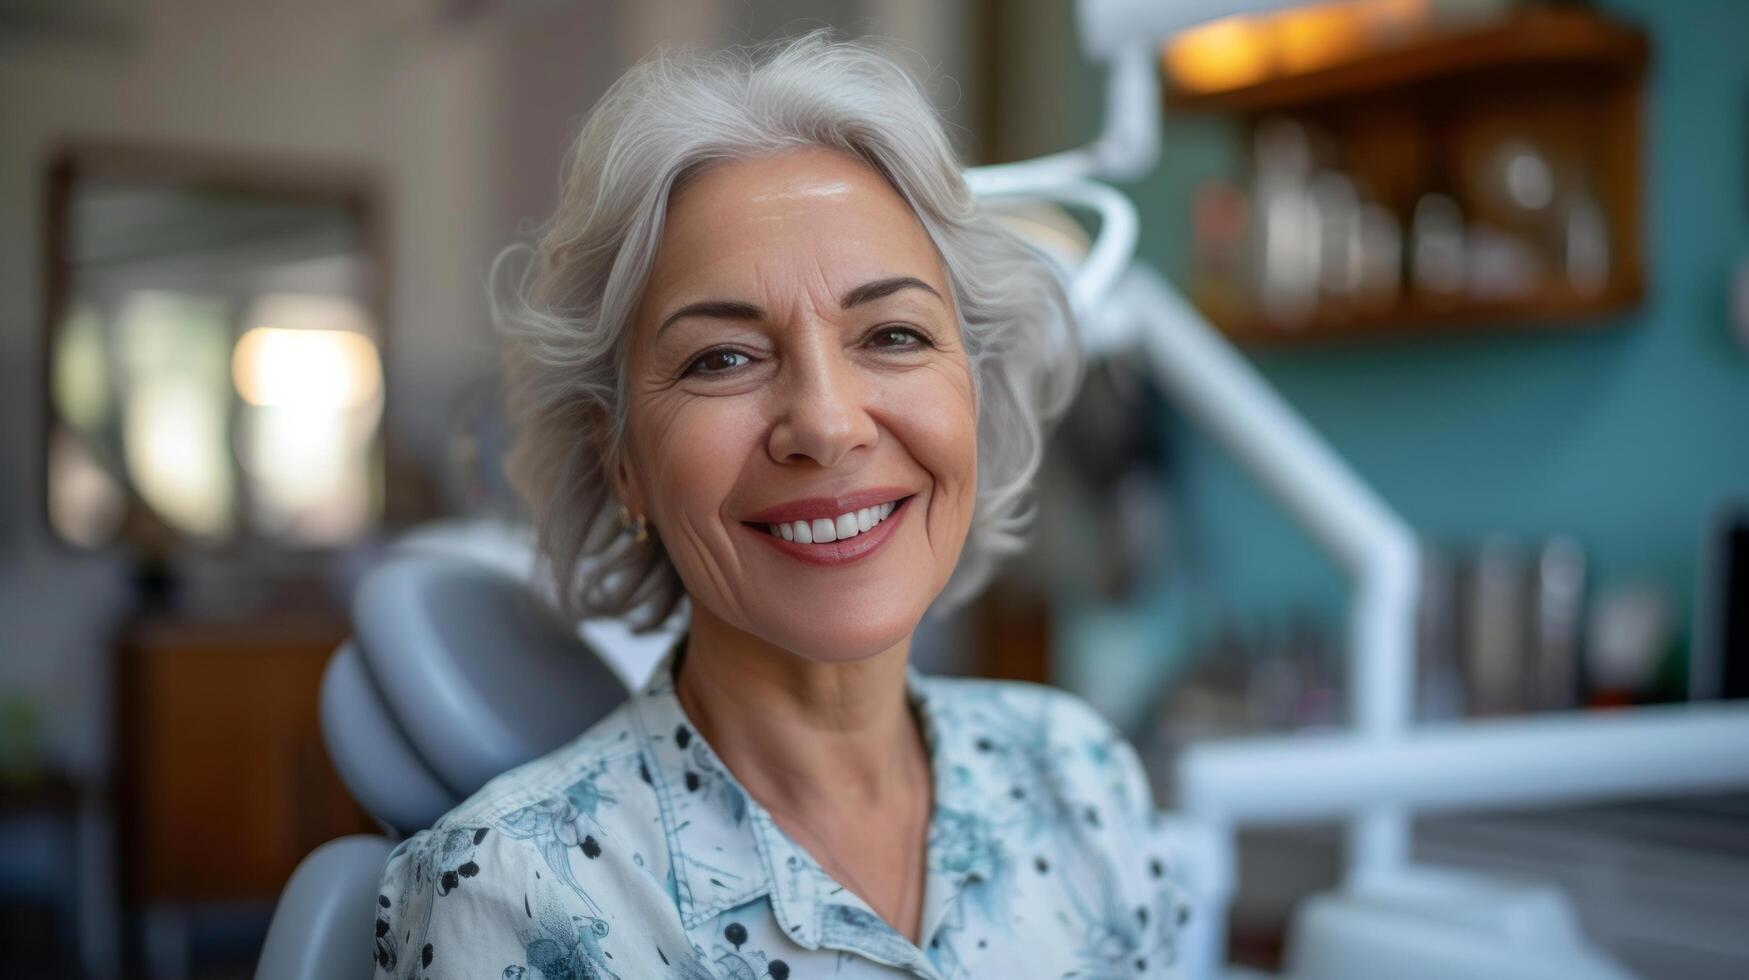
[769,499,904,544]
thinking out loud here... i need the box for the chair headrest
[351,553,629,798]
[319,642,456,835]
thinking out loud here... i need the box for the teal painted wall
[1112,0,1749,634]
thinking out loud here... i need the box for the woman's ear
[583,400,640,517]
[604,437,647,522]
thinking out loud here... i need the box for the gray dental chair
[254,544,631,980]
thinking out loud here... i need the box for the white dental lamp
[970,2,1749,978]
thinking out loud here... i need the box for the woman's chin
[751,609,925,666]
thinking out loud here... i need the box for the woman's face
[617,146,978,662]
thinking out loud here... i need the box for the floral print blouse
[372,647,1189,979]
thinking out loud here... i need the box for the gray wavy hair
[497,30,1083,631]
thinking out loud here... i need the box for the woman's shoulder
[373,698,705,980]
[380,694,682,918]
[414,696,661,855]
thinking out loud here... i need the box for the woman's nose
[766,342,878,469]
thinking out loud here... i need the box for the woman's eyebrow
[658,276,943,335]
[657,299,764,335]
[840,275,942,309]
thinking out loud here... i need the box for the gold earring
[617,504,649,545]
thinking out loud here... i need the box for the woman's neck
[673,605,925,813]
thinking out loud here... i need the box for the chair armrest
[257,834,396,980]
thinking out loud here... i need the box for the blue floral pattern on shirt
[372,648,1189,979]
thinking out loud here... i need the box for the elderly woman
[373,32,1187,980]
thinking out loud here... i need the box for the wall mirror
[42,144,387,554]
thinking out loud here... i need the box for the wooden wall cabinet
[1166,9,1649,344]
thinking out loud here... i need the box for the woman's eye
[686,349,751,375]
[869,326,926,350]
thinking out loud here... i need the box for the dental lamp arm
[970,0,1321,192]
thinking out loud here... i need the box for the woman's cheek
[634,395,758,519]
[880,364,979,530]
[902,361,976,470]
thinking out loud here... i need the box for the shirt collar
[627,644,771,930]
[628,640,986,968]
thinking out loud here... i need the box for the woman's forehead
[648,147,945,305]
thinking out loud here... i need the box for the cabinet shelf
[1196,281,1642,347]
[1165,9,1647,115]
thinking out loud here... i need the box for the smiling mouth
[744,494,913,545]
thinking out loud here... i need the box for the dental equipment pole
[1088,257,1420,978]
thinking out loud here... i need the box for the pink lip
[740,486,914,525]
[747,495,912,567]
